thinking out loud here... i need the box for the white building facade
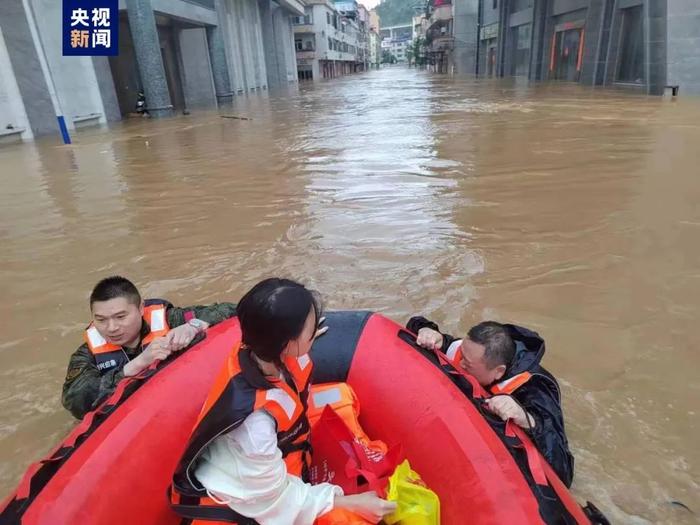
[294,0,363,81]
[380,23,412,63]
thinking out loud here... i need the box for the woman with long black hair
[171,278,395,525]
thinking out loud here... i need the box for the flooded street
[1,67,699,523]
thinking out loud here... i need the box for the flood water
[1,68,698,523]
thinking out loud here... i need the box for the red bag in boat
[309,406,402,496]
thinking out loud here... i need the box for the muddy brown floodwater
[1,68,698,523]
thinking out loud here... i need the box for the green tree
[381,50,397,64]
[411,37,425,67]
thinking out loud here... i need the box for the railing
[429,35,454,52]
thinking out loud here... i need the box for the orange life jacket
[170,342,313,524]
[444,340,534,395]
[84,299,170,374]
[307,382,388,455]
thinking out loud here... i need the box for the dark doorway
[616,6,644,83]
[552,27,584,82]
[109,15,142,116]
[510,24,531,76]
[488,46,497,77]
[298,68,313,81]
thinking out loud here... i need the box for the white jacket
[195,410,343,525]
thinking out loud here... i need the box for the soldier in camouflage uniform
[62,276,237,419]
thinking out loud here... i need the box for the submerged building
[474,0,699,95]
[0,0,302,143]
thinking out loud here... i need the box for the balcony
[428,35,454,53]
[428,3,452,31]
[296,50,316,60]
[293,25,315,35]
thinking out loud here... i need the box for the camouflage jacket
[62,301,237,419]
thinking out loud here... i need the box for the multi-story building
[465,0,699,95]
[369,9,381,33]
[369,9,382,68]
[413,13,427,41]
[293,0,364,81]
[380,24,413,62]
[0,0,303,143]
[411,0,700,96]
[421,0,454,72]
[357,4,371,71]
[369,29,381,68]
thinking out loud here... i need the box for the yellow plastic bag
[384,460,440,525]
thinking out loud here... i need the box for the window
[305,40,313,50]
[294,10,311,24]
[329,37,333,50]
[511,0,532,11]
[295,39,303,51]
[617,6,644,83]
[493,0,497,8]
[327,12,331,24]
[510,24,531,76]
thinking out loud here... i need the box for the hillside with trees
[375,0,422,27]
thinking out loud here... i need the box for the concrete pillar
[579,0,606,85]
[453,0,479,75]
[92,57,121,121]
[217,0,247,93]
[260,0,298,88]
[258,0,281,88]
[28,0,106,128]
[125,0,172,117]
[226,0,251,93]
[496,0,510,76]
[529,0,548,80]
[274,6,298,84]
[250,0,268,89]
[0,0,56,136]
[0,26,33,140]
[234,0,265,91]
[591,0,616,86]
[206,24,232,102]
[645,0,667,95]
[540,0,556,81]
[667,0,700,94]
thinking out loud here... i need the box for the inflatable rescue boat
[0,312,608,524]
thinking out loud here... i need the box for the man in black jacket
[407,316,575,487]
